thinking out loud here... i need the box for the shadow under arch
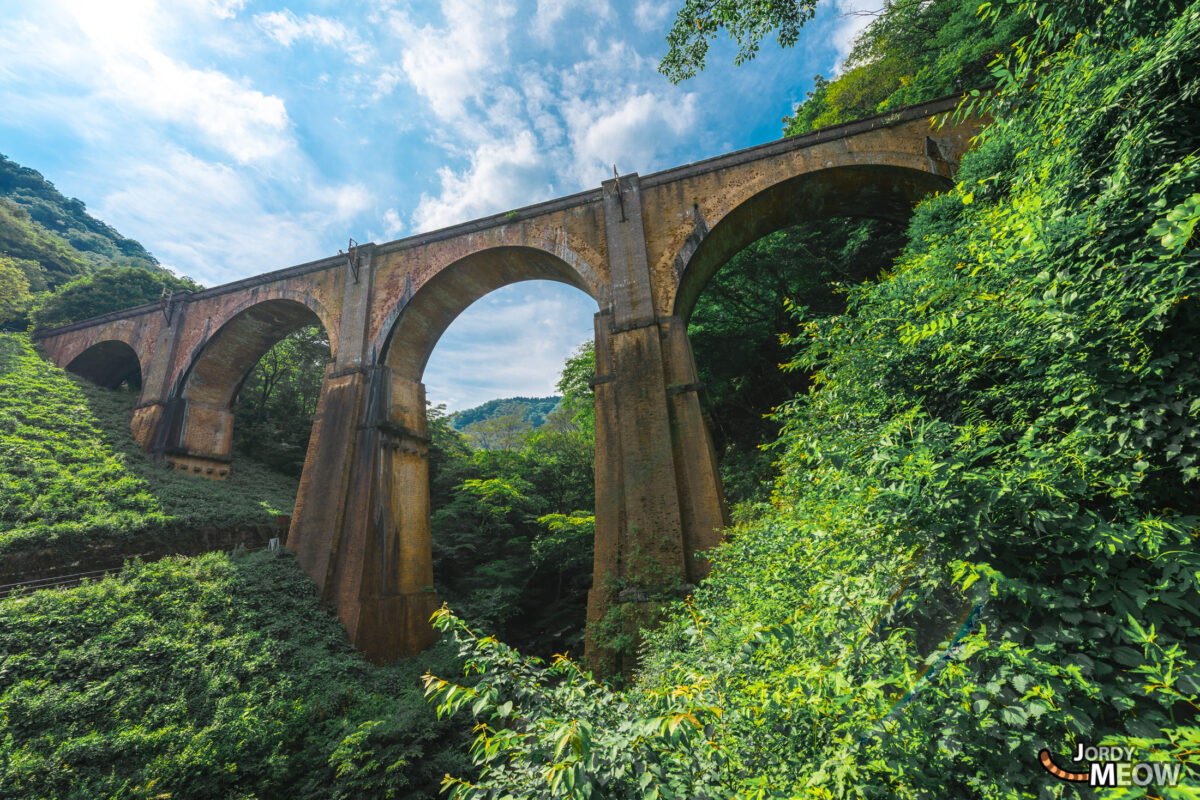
[66,339,143,390]
[163,298,331,474]
[379,245,599,381]
[672,163,952,322]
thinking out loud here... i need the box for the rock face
[33,96,981,669]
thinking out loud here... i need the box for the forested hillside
[0,154,159,276]
[0,153,196,332]
[425,1,1200,797]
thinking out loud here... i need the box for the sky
[0,0,874,410]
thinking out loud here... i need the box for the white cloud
[389,0,517,122]
[380,208,406,240]
[254,9,372,65]
[412,130,556,232]
[633,0,670,32]
[564,90,698,185]
[830,0,879,70]
[0,0,294,165]
[98,150,370,285]
[423,283,596,410]
[530,0,611,41]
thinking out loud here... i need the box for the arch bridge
[35,96,981,668]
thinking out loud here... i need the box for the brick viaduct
[34,96,980,668]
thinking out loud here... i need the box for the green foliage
[556,341,595,440]
[688,219,905,505]
[232,325,330,476]
[30,266,200,330]
[0,196,88,291]
[659,0,820,83]
[424,3,1200,796]
[0,333,296,558]
[0,256,32,327]
[449,397,561,437]
[460,404,536,451]
[0,549,470,799]
[430,355,595,658]
[784,0,1032,136]
[0,152,159,274]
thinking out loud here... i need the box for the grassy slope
[0,550,467,799]
[0,333,297,558]
[0,331,470,798]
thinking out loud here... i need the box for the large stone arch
[379,244,599,380]
[65,339,144,390]
[670,155,952,321]
[309,245,602,663]
[162,298,331,478]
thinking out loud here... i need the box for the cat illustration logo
[1039,744,1185,788]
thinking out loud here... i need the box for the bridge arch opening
[65,340,143,391]
[671,164,950,503]
[378,245,600,656]
[166,298,332,479]
[672,164,950,323]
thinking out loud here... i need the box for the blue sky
[0,0,873,410]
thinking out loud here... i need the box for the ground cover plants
[0,549,469,799]
[0,332,296,559]
[423,2,1200,796]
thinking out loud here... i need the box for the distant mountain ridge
[447,396,561,432]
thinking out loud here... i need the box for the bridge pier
[586,174,728,673]
[289,364,438,663]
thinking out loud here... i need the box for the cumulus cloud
[389,0,517,122]
[633,0,670,32]
[0,0,295,165]
[412,130,556,232]
[564,90,699,185]
[98,150,371,285]
[830,0,879,69]
[379,208,406,241]
[422,283,596,410]
[254,9,372,64]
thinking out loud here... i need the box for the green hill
[447,396,561,432]
[0,153,160,280]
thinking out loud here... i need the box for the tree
[659,0,821,83]
[0,256,32,327]
[30,266,200,330]
[462,403,534,451]
[231,325,330,476]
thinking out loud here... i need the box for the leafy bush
[30,266,199,330]
[0,550,469,799]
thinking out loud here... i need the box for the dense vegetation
[689,218,906,503]
[423,1,1200,797]
[231,325,331,477]
[427,351,596,657]
[0,153,181,331]
[0,550,468,799]
[0,153,159,276]
[0,333,296,559]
